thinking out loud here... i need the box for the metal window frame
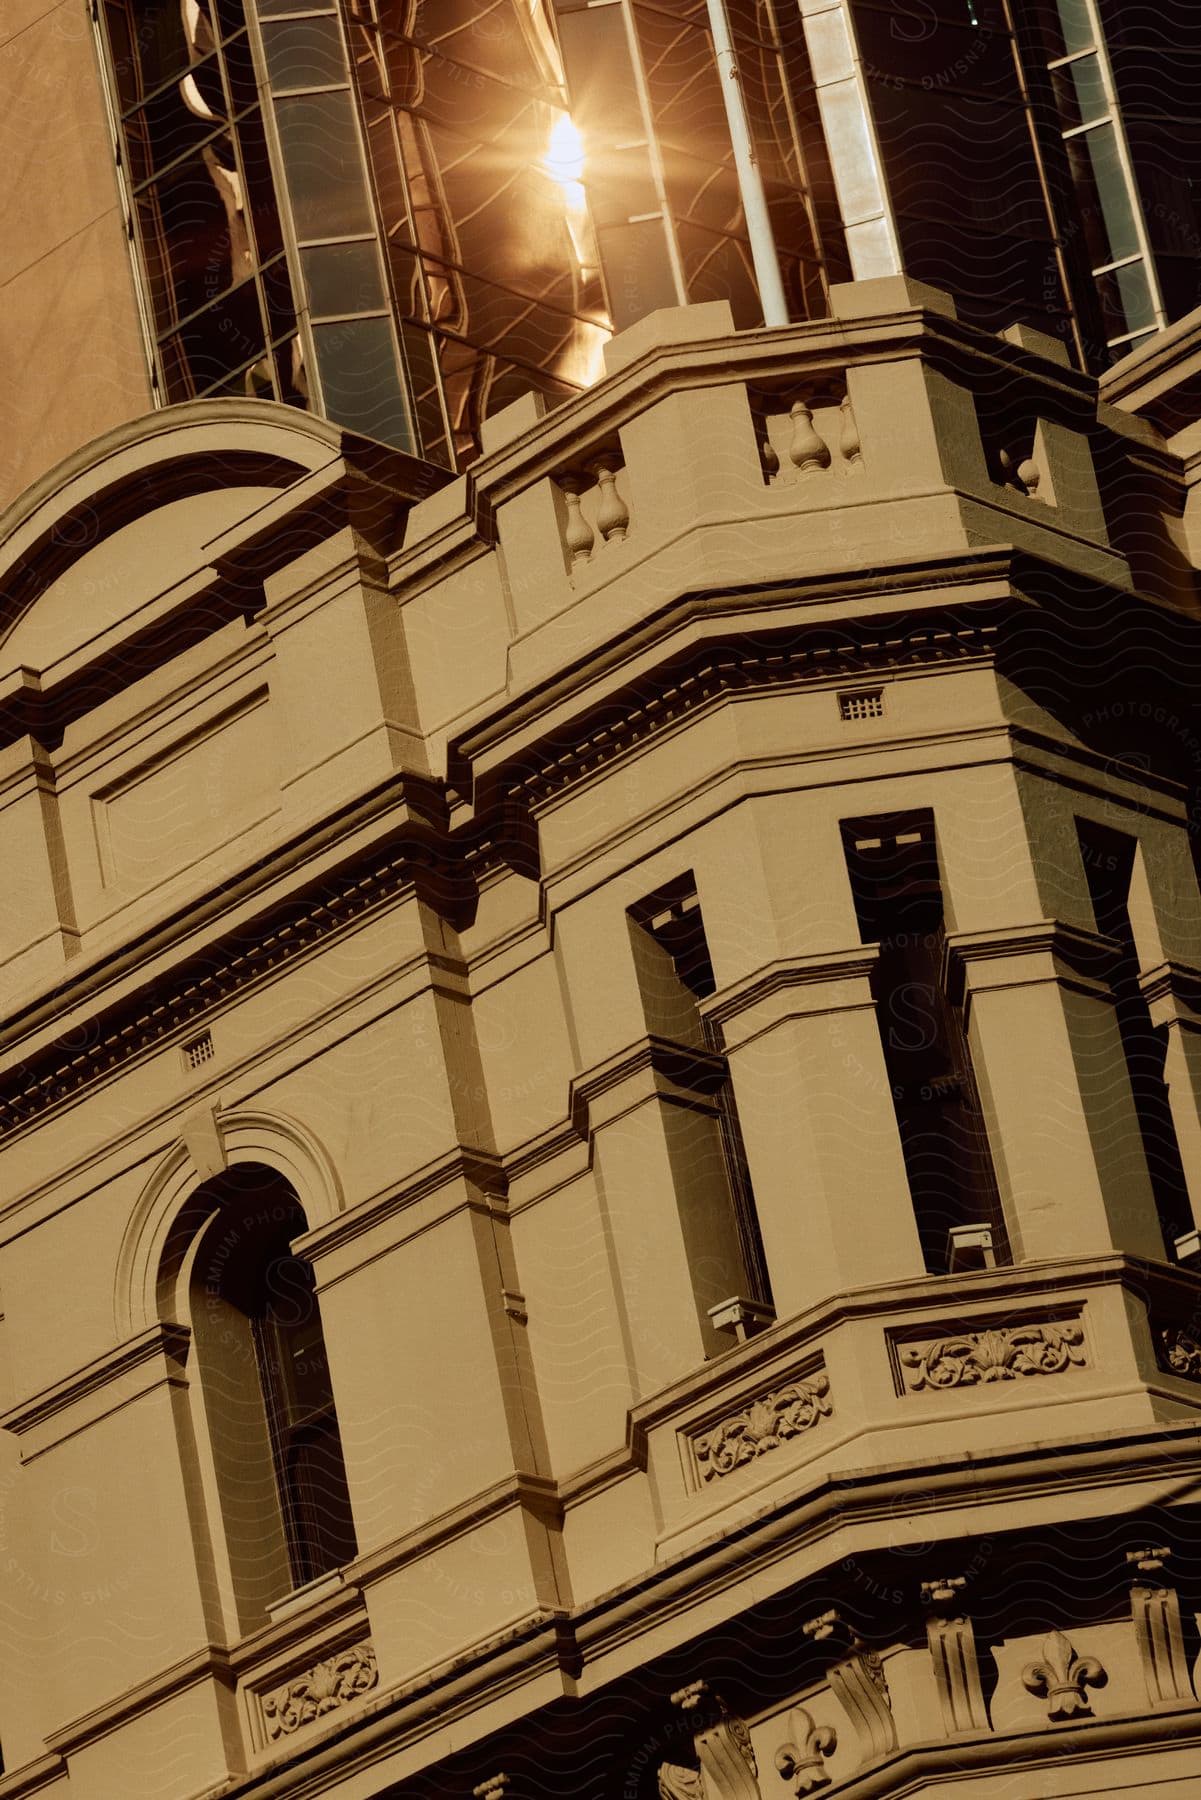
[92,0,303,407]
[1042,0,1166,344]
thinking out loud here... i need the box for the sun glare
[544,113,586,187]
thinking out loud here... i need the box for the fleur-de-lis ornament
[774,1706,837,1794]
[1022,1629,1106,1720]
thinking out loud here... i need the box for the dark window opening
[1078,822,1191,1254]
[629,878,772,1343]
[190,1168,357,1611]
[842,812,1007,1275]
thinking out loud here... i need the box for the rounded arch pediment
[114,1106,344,1341]
[0,400,349,670]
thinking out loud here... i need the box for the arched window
[186,1166,356,1620]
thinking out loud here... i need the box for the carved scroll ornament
[694,1374,832,1481]
[261,1641,378,1739]
[921,1576,990,1735]
[802,1614,896,1764]
[1155,1326,1201,1382]
[1127,1548,1195,1707]
[900,1322,1085,1391]
[659,1682,762,1800]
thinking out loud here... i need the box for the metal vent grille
[182,1031,215,1071]
[838,688,884,721]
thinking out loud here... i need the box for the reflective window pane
[274,90,374,238]
[262,16,348,92]
[262,253,298,340]
[1095,257,1156,338]
[302,240,385,316]
[556,7,647,146]
[1066,122,1139,265]
[104,0,194,112]
[396,315,451,464]
[219,30,260,116]
[676,222,761,325]
[136,137,249,326]
[159,275,267,397]
[124,54,226,187]
[312,317,417,448]
[596,218,680,331]
[1050,52,1109,129]
[1051,0,1095,56]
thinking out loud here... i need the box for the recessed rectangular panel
[93,696,278,891]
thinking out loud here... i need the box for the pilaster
[1139,961,1201,1233]
[946,923,1164,1261]
[703,949,925,1317]
[0,732,80,999]
[261,525,427,823]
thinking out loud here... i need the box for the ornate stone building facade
[2,4,1201,1800]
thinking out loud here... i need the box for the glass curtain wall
[1092,0,1201,335]
[1022,0,1201,358]
[98,0,305,404]
[346,0,845,465]
[98,0,846,466]
[1019,0,1166,360]
[842,0,1082,354]
[87,0,1201,438]
[258,0,419,446]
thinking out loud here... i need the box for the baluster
[761,429,780,483]
[997,447,1024,493]
[560,476,594,563]
[593,458,630,542]
[1016,453,1041,499]
[838,393,862,466]
[788,400,831,474]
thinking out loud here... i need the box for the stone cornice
[43,1643,232,1760]
[942,920,1119,1006]
[0,564,238,757]
[0,1754,66,1800]
[231,1579,370,1682]
[699,948,880,1036]
[1,770,442,1045]
[568,1036,727,1138]
[189,1416,1201,1800]
[297,1149,508,1281]
[1008,725,1189,812]
[780,1707,1201,1800]
[0,778,485,1139]
[452,565,1013,805]
[1139,958,1201,1016]
[0,1321,190,1458]
[348,1473,561,1595]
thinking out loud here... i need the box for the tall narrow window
[628,878,772,1344]
[189,1166,356,1618]
[1078,822,1190,1254]
[842,813,1006,1275]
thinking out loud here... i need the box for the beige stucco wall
[0,1,150,510]
[0,292,1198,1797]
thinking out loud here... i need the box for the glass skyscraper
[95,0,1201,464]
